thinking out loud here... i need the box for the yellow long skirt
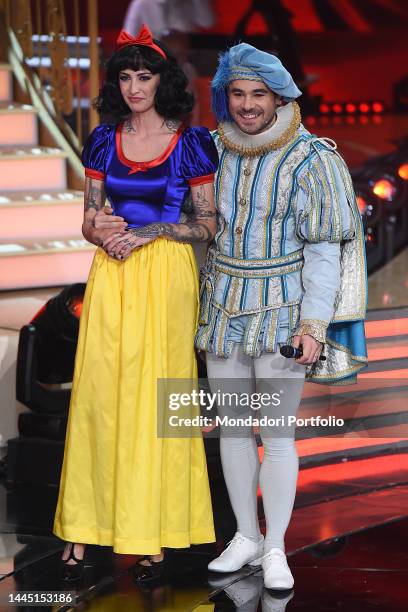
[53,238,215,554]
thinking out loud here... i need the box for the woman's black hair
[95,40,194,122]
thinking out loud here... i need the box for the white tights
[206,344,305,552]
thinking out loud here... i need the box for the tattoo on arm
[128,184,216,244]
[84,179,105,212]
[82,178,107,245]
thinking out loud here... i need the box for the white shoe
[261,587,294,611]
[208,532,264,573]
[223,574,263,607]
[262,548,294,590]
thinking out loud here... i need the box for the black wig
[95,41,194,122]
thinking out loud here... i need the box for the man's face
[227,79,281,134]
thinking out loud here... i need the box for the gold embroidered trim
[325,337,368,363]
[292,318,328,344]
[215,259,303,279]
[218,102,301,157]
[213,299,301,318]
[215,247,304,268]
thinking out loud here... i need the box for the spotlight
[359,102,370,113]
[66,294,83,318]
[6,285,86,488]
[398,163,408,180]
[352,138,408,272]
[372,102,384,113]
[317,100,386,119]
[304,116,317,126]
[353,183,384,272]
[16,283,86,414]
[319,103,330,114]
[372,177,397,201]
[355,187,380,224]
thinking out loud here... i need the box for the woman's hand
[102,228,156,260]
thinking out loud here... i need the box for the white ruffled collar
[218,101,301,156]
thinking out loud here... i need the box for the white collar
[218,102,301,156]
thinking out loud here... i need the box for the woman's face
[118,68,160,114]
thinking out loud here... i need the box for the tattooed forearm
[128,184,216,244]
[82,177,108,245]
[84,179,105,212]
[128,218,214,243]
[129,224,163,239]
[192,184,216,219]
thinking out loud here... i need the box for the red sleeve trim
[85,168,105,180]
[188,173,215,187]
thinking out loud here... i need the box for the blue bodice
[81,124,219,229]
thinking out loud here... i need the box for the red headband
[115,25,167,59]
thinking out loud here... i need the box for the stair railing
[0,0,100,161]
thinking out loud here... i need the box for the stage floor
[0,489,406,611]
[0,253,407,612]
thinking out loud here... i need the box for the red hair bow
[115,24,167,59]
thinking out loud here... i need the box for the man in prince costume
[195,43,367,589]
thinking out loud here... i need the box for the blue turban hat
[211,43,302,123]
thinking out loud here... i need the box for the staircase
[0,63,95,290]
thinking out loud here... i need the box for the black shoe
[60,543,84,582]
[132,555,166,586]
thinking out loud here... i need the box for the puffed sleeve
[179,127,219,186]
[294,142,357,243]
[291,141,361,344]
[81,124,115,181]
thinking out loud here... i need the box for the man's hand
[292,334,323,365]
[83,207,127,247]
[92,207,127,233]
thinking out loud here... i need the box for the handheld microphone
[280,345,327,361]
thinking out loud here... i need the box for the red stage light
[372,102,384,113]
[304,116,316,126]
[359,102,370,113]
[332,103,343,114]
[66,296,83,318]
[398,163,408,180]
[319,103,330,114]
[356,196,367,215]
[346,103,356,113]
[346,116,356,124]
[372,179,396,200]
[359,116,369,125]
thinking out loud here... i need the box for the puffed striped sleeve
[294,141,357,243]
